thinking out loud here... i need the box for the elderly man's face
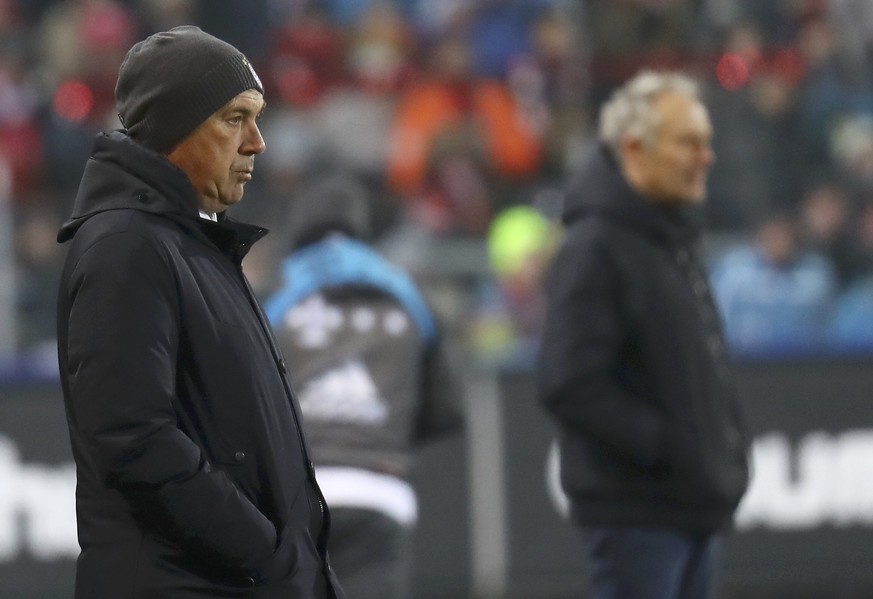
[167,89,266,214]
[625,91,715,204]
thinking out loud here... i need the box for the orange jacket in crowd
[387,79,542,196]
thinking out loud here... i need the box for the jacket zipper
[233,255,333,553]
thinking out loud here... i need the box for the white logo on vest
[298,360,389,425]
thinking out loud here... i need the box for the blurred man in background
[56,26,340,598]
[538,70,750,599]
[266,174,462,599]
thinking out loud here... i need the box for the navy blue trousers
[581,527,721,599]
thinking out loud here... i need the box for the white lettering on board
[0,435,78,561]
[546,429,873,530]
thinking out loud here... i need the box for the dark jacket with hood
[538,145,749,532]
[264,176,460,479]
[265,235,460,478]
[56,131,341,598]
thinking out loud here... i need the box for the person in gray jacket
[265,174,462,599]
[56,26,341,598]
[538,70,749,599]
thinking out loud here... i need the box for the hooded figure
[56,26,342,599]
[538,71,749,599]
[265,174,462,599]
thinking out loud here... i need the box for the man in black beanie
[56,26,343,598]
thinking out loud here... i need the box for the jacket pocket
[254,484,306,583]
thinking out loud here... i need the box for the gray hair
[598,70,701,156]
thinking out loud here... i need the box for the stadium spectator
[469,203,557,369]
[710,209,837,356]
[386,32,541,206]
[797,180,862,289]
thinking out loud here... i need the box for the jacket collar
[58,130,268,258]
[563,143,701,247]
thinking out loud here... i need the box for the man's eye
[228,116,242,125]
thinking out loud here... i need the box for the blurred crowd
[2,0,873,373]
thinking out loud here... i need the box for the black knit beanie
[115,26,264,152]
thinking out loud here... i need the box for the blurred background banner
[495,362,873,599]
[6,360,873,599]
[5,0,873,597]
[0,379,76,599]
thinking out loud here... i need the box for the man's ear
[619,135,643,166]
[618,134,647,194]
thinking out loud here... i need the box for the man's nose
[243,123,266,155]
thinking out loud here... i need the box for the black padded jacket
[538,145,749,533]
[56,131,342,598]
